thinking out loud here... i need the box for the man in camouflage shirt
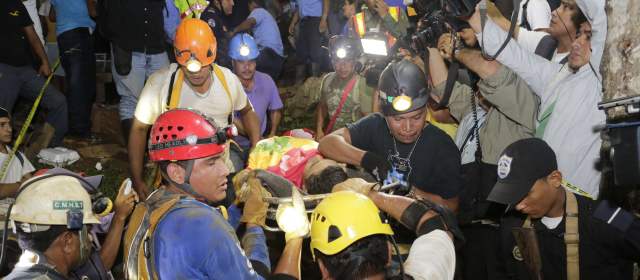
[315,35,374,139]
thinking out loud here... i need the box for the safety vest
[352,7,401,47]
[122,188,230,280]
[174,0,208,19]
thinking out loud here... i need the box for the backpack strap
[213,64,234,121]
[166,67,183,110]
[7,146,24,167]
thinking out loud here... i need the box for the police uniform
[320,72,374,133]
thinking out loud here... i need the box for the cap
[0,107,9,119]
[487,138,557,206]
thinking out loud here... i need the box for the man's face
[0,117,12,144]
[457,28,477,47]
[514,178,558,219]
[189,154,230,202]
[233,59,257,81]
[385,107,427,144]
[568,22,592,70]
[221,0,234,15]
[182,65,212,87]
[364,0,376,9]
[549,1,577,39]
[333,59,356,80]
[343,0,356,18]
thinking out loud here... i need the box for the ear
[547,170,563,189]
[167,162,186,184]
[317,259,332,280]
[60,231,76,254]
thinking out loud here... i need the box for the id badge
[389,154,412,174]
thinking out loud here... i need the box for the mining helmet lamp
[184,53,203,73]
[381,91,413,112]
[239,44,251,57]
[335,47,347,59]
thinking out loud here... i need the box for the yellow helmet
[310,191,393,258]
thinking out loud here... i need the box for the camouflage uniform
[320,72,374,132]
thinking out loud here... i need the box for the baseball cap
[487,138,557,206]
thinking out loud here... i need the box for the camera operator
[468,0,606,198]
[427,26,538,279]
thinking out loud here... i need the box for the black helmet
[378,60,429,116]
[329,35,361,61]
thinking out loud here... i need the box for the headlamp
[186,55,203,73]
[381,92,413,112]
[335,47,347,59]
[361,32,388,56]
[239,44,251,57]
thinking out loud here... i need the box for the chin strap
[164,160,201,198]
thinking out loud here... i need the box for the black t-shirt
[347,113,463,199]
[498,195,639,280]
[113,0,165,53]
[0,0,34,67]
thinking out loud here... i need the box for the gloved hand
[276,187,310,242]
[332,178,378,195]
[361,152,391,182]
[233,169,253,205]
[240,177,270,227]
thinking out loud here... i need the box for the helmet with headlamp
[378,59,429,116]
[229,33,260,61]
[329,35,361,61]
[174,18,217,73]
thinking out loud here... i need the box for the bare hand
[133,179,151,201]
[467,3,482,33]
[319,18,328,33]
[289,22,296,35]
[38,62,52,77]
[373,0,389,17]
[437,33,454,61]
[114,180,139,222]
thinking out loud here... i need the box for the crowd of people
[1,0,640,279]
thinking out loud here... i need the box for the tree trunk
[601,0,640,118]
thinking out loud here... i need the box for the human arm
[24,24,51,76]
[49,5,55,22]
[319,0,329,33]
[232,17,257,36]
[468,6,559,95]
[128,119,152,200]
[427,47,472,122]
[318,128,364,166]
[163,0,181,43]
[315,101,328,140]
[288,11,299,35]
[272,238,303,279]
[268,110,282,137]
[87,0,97,18]
[99,180,138,269]
[239,103,261,147]
[576,0,606,70]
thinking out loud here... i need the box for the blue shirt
[234,71,283,147]
[163,0,180,42]
[153,199,268,279]
[296,0,323,18]
[249,8,284,56]
[50,0,95,36]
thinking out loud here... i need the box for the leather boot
[121,118,133,145]
[25,123,55,159]
[295,64,307,85]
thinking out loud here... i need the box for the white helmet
[10,174,100,230]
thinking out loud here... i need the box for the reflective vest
[352,7,401,47]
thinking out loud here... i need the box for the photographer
[468,0,606,198]
[428,27,538,279]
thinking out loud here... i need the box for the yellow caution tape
[0,59,61,182]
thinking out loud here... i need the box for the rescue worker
[3,170,136,279]
[318,59,463,211]
[308,187,460,279]
[128,18,261,200]
[228,33,283,171]
[348,0,409,50]
[124,109,305,279]
[488,138,640,279]
[315,35,375,140]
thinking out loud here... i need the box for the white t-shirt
[0,151,35,184]
[541,216,563,229]
[134,63,249,128]
[404,230,456,280]
[516,0,552,30]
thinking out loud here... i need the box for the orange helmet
[174,18,217,72]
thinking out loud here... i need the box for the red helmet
[148,109,230,162]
